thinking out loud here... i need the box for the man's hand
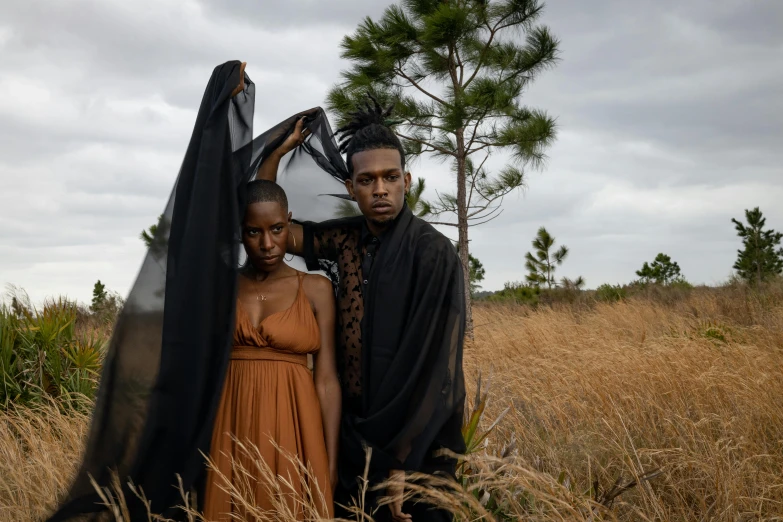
[387,469,411,521]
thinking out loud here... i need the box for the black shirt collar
[360,201,409,246]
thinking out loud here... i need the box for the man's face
[345,148,411,228]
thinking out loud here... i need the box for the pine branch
[466,105,493,152]
[463,15,512,89]
[467,153,491,208]
[467,203,504,221]
[394,65,449,106]
[468,209,505,227]
[455,45,464,85]
[395,132,455,157]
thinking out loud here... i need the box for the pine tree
[91,280,107,314]
[140,214,171,265]
[468,253,486,296]
[328,0,559,335]
[731,207,783,285]
[635,253,683,286]
[406,177,432,218]
[455,244,487,296]
[140,216,161,248]
[524,227,568,289]
[560,276,585,290]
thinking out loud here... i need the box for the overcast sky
[1,0,782,304]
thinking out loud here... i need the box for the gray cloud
[1,0,781,302]
[195,0,387,27]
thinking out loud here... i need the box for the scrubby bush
[486,282,540,306]
[595,284,627,302]
[0,294,111,410]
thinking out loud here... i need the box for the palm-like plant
[1,297,105,410]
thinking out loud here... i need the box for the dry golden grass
[1,284,782,521]
[0,403,89,521]
[466,284,783,521]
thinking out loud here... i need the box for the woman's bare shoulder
[301,272,333,299]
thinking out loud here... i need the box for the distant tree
[140,214,171,265]
[455,243,486,296]
[468,253,486,296]
[635,253,683,285]
[731,207,783,286]
[524,227,568,288]
[406,177,432,218]
[560,276,585,291]
[90,280,107,313]
[140,216,161,249]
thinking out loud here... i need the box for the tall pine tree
[732,207,783,285]
[327,0,559,335]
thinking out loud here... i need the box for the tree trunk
[756,229,762,286]
[455,127,473,339]
[546,253,552,289]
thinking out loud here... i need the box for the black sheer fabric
[49,60,465,521]
[49,61,256,521]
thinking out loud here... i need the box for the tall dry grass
[466,283,783,520]
[1,283,781,521]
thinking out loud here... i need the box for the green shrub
[595,284,627,302]
[0,299,107,410]
[668,279,694,291]
[486,282,540,306]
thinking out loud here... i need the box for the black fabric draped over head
[49,60,464,520]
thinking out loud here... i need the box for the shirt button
[367,252,372,257]
[372,237,378,243]
[363,279,369,285]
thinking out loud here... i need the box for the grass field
[2,282,782,521]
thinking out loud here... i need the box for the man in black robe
[257,99,466,522]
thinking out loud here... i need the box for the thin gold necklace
[248,268,268,301]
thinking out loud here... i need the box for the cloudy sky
[1,0,781,304]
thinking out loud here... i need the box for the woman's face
[242,201,292,273]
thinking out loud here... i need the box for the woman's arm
[255,117,309,182]
[306,274,341,491]
[257,117,310,255]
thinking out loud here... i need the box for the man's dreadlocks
[335,95,406,177]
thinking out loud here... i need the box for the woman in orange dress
[203,179,341,520]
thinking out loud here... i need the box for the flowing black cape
[49,61,255,521]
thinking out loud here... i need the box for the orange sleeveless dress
[203,273,334,520]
